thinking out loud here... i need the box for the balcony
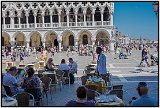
[2,21,112,30]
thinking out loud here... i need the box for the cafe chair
[26,88,43,106]
[48,74,58,91]
[3,85,13,97]
[13,92,35,106]
[86,89,101,101]
[81,76,88,85]
[55,70,65,91]
[40,76,52,104]
[62,71,70,86]
[109,89,123,100]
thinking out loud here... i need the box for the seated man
[68,58,78,74]
[65,86,95,106]
[3,66,24,96]
[129,82,158,106]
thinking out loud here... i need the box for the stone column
[50,13,53,27]
[26,41,30,49]
[58,41,62,52]
[43,41,45,48]
[75,39,78,46]
[18,12,21,29]
[10,10,14,28]
[83,10,87,26]
[25,12,29,28]
[3,17,6,29]
[66,10,69,27]
[42,11,45,27]
[34,11,37,28]
[75,12,78,27]
[92,9,95,26]
[101,10,104,26]
[10,17,14,29]
[18,17,21,28]
[92,39,95,46]
[58,12,61,27]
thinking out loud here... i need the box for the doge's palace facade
[2,2,115,51]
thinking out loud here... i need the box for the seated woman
[65,86,95,106]
[45,58,55,71]
[58,59,69,72]
[22,67,42,99]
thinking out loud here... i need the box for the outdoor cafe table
[95,95,125,106]
[85,79,106,93]
[2,97,18,106]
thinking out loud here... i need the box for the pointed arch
[2,32,11,46]
[61,30,75,50]
[13,31,26,46]
[78,30,93,45]
[95,29,110,46]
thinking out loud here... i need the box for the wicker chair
[13,92,34,106]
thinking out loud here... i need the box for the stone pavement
[1,48,158,106]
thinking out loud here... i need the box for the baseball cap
[137,82,147,89]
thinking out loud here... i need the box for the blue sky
[114,2,158,40]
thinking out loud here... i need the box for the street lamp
[153,2,158,17]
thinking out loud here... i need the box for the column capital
[100,8,105,14]
[33,10,38,16]
[66,10,69,15]
[41,11,45,16]
[49,10,53,16]
[83,9,87,15]
[2,12,6,18]
[25,12,29,17]
[9,11,15,18]
[74,9,78,15]
[92,9,96,15]
[58,10,61,16]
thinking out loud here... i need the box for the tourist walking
[139,47,150,67]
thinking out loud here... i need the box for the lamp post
[153,2,158,17]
